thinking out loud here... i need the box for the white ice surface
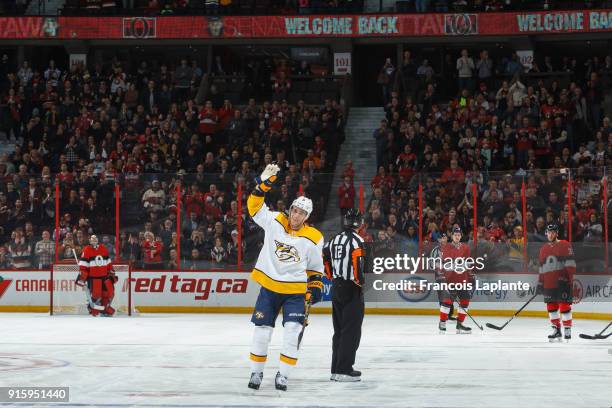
[0,313,611,408]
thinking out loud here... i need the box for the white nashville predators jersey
[247,193,324,294]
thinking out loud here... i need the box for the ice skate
[336,371,361,382]
[564,327,571,342]
[456,321,472,334]
[548,326,562,342]
[439,320,446,334]
[248,372,263,390]
[275,371,288,391]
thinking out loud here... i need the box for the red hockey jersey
[538,240,575,289]
[439,242,471,276]
[79,244,113,278]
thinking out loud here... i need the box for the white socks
[279,321,302,378]
[249,325,273,373]
[249,322,302,378]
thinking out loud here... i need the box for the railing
[366,167,611,277]
[1,167,611,277]
[0,171,338,271]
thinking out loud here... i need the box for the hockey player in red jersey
[77,235,117,316]
[438,226,473,334]
[538,224,576,342]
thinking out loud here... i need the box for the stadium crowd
[368,49,612,271]
[0,54,344,270]
[1,44,612,274]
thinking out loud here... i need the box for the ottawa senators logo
[274,240,300,263]
[444,14,478,36]
[122,17,157,39]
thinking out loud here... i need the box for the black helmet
[343,208,363,230]
[546,224,559,233]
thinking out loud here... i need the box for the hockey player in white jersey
[246,164,325,392]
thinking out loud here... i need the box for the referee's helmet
[343,208,364,230]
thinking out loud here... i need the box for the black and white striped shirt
[323,230,365,285]
[429,244,446,282]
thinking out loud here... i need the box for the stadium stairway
[320,106,384,237]
[27,0,65,15]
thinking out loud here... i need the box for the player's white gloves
[256,164,280,193]
[261,164,280,182]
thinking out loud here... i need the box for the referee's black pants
[331,278,364,375]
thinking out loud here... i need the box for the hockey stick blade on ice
[579,321,612,340]
[485,293,538,331]
[578,332,612,340]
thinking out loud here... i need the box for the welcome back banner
[0,10,610,40]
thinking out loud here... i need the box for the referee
[430,233,455,322]
[323,208,366,382]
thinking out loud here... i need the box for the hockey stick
[71,247,104,311]
[297,299,312,350]
[485,293,538,331]
[451,294,483,331]
[579,321,612,340]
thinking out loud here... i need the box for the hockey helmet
[290,196,313,219]
[343,208,364,230]
[546,224,559,233]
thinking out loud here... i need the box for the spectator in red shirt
[218,99,234,128]
[396,144,417,168]
[441,159,465,184]
[198,100,218,135]
[204,196,222,220]
[185,183,205,217]
[338,176,355,217]
[268,111,284,133]
[142,231,163,269]
[371,166,394,192]
[485,219,506,242]
[576,199,595,225]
